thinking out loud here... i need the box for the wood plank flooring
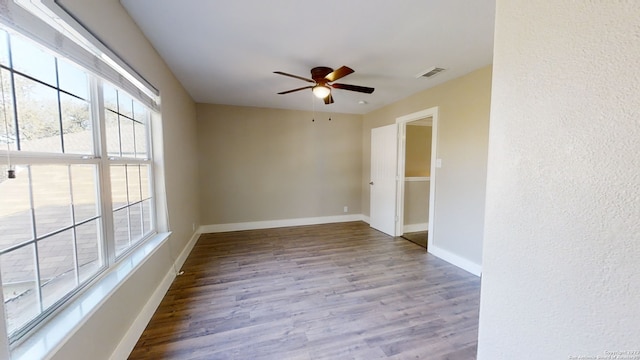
[129,222,480,360]
[401,231,428,249]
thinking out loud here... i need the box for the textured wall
[197,104,363,225]
[478,1,640,358]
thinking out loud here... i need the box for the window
[0,27,156,343]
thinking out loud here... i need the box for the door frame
[395,107,438,251]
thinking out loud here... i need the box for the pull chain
[311,91,315,122]
[0,69,14,179]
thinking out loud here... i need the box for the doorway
[400,118,432,248]
[368,107,438,248]
[396,107,438,251]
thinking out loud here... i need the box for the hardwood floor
[129,222,480,360]
[401,231,428,249]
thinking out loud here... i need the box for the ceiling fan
[274,66,374,104]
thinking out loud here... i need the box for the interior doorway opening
[400,119,432,248]
[395,107,438,251]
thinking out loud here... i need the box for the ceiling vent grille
[416,67,446,79]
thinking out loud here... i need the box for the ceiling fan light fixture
[312,85,331,99]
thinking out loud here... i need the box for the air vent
[416,67,446,79]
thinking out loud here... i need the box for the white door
[370,124,398,236]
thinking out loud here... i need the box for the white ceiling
[121,0,495,115]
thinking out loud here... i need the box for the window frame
[0,25,159,345]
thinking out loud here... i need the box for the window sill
[10,232,172,360]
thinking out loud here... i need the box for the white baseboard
[109,264,175,360]
[403,222,428,233]
[174,230,201,272]
[361,215,370,224]
[109,230,201,360]
[429,245,482,277]
[200,214,365,233]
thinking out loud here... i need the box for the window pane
[140,164,150,200]
[60,93,92,154]
[76,219,102,283]
[1,244,40,337]
[105,110,120,157]
[102,84,118,112]
[37,230,76,309]
[0,29,8,66]
[57,59,89,100]
[120,116,135,157]
[11,36,57,87]
[129,202,143,244]
[127,165,141,203]
[113,208,129,257]
[142,199,152,235]
[117,91,133,119]
[0,165,32,248]
[110,165,127,209]
[15,75,61,153]
[133,101,146,122]
[71,165,99,223]
[0,68,17,151]
[134,121,147,158]
[31,165,72,237]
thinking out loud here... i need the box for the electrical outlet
[192,223,196,231]
[343,206,348,213]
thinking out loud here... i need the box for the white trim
[108,263,175,360]
[16,0,160,103]
[361,215,370,224]
[403,223,428,233]
[395,106,439,241]
[108,229,200,360]
[406,118,433,127]
[200,215,364,233]
[174,230,200,272]
[429,245,482,276]
[396,108,438,124]
[428,110,438,251]
[0,274,9,360]
[405,177,430,182]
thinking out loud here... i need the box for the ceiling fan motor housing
[311,66,333,82]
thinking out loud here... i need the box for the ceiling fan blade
[324,93,334,104]
[273,71,315,83]
[324,66,354,82]
[331,83,375,94]
[277,86,313,95]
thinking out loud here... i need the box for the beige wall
[478,2,640,358]
[404,180,429,226]
[197,104,362,225]
[363,65,492,267]
[405,125,432,177]
[404,124,431,227]
[50,0,199,359]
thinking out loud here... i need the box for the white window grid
[0,27,157,344]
